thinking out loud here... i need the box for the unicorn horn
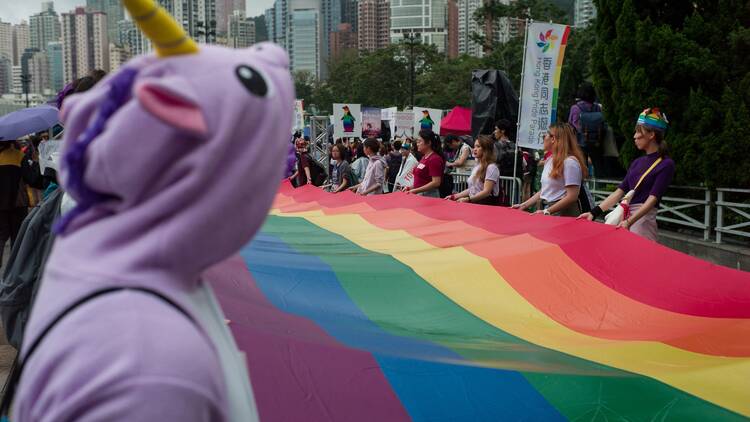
[122,0,198,57]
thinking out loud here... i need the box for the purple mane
[54,67,139,235]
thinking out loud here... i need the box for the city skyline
[0,0,274,24]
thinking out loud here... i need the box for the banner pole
[512,18,531,206]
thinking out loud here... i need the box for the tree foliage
[592,0,750,187]
[301,43,442,115]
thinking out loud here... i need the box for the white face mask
[330,158,337,165]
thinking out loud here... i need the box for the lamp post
[401,32,421,109]
[20,73,32,108]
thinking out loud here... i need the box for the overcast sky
[0,0,275,24]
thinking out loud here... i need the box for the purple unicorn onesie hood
[13,1,294,420]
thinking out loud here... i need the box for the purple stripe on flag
[205,255,411,422]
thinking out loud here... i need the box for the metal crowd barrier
[453,171,522,205]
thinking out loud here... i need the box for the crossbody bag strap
[0,287,195,420]
[633,157,663,192]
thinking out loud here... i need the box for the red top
[412,152,444,189]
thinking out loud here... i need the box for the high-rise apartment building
[109,43,131,72]
[0,56,11,94]
[358,0,390,53]
[122,0,217,44]
[329,22,357,61]
[228,10,255,48]
[30,2,62,52]
[273,0,287,47]
[21,48,51,95]
[118,19,147,56]
[46,41,64,93]
[447,0,458,58]
[319,0,341,78]
[265,8,276,44]
[0,21,11,64]
[574,0,597,28]
[457,0,487,57]
[390,0,447,53]
[175,0,218,43]
[12,22,30,66]
[86,0,125,45]
[11,65,22,94]
[341,0,358,32]
[61,8,109,82]
[288,0,321,77]
[216,0,245,36]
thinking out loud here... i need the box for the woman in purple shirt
[579,108,675,241]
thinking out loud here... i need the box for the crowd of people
[0,69,108,271]
[289,106,675,243]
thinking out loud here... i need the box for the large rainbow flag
[205,182,750,421]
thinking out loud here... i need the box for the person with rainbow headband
[579,108,675,241]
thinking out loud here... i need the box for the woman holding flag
[579,108,675,241]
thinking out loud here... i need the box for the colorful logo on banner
[536,29,559,53]
[517,23,570,149]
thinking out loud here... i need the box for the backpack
[578,182,595,213]
[578,103,606,148]
[307,156,328,187]
[495,141,524,177]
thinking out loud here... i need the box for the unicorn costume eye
[235,65,268,97]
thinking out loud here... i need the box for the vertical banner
[413,107,443,135]
[361,107,382,138]
[333,103,362,139]
[394,112,414,138]
[381,107,398,135]
[517,22,571,149]
[293,99,305,132]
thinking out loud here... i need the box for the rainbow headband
[637,108,669,131]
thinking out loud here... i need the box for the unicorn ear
[135,77,208,136]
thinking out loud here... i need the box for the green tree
[592,0,750,187]
[418,54,484,109]
[313,43,442,112]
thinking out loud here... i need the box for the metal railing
[453,171,522,204]
[587,178,750,244]
[716,188,750,244]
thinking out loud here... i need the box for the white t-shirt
[540,156,582,202]
[468,163,500,197]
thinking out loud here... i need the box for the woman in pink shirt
[406,130,444,198]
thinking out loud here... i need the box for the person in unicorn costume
[9,0,294,420]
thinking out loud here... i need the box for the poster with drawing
[381,107,398,135]
[361,107,382,138]
[413,107,442,135]
[394,111,414,138]
[333,103,362,139]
